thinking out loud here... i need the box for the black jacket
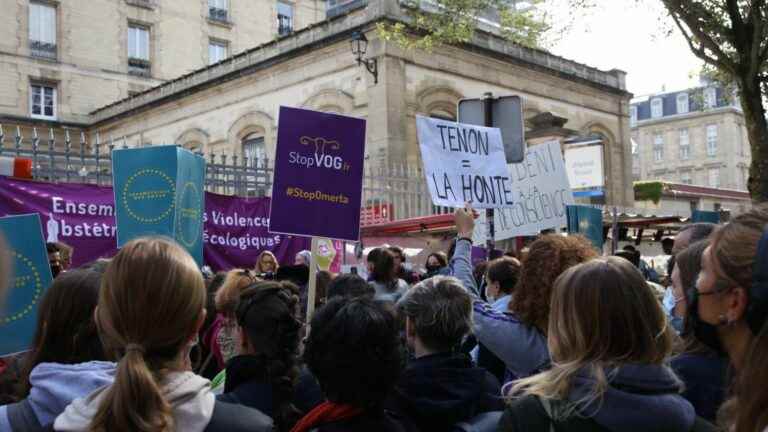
[205,400,273,432]
[671,353,728,423]
[499,395,718,432]
[386,352,503,432]
[309,409,418,432]
[217,355,275,416]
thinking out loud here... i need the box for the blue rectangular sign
[0,214,54,355]
[112,146,205,265]
[566,205,604,251]
[174,149,206,265]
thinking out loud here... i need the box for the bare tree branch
[663,0,738,72]
[668,8,735,73]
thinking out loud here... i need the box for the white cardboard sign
[417,115,514,209]
[473,140,575,242]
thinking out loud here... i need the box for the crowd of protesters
[0,203,767,432]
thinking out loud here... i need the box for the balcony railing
[30,41,57,60]
[128,58,151,77]
[126,0,155,9]
[209,7,229,23]
[277,15,292,36]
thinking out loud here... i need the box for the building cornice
[90,0,629,126]
[631,106,743,129]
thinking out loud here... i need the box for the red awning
[361,213,455,237]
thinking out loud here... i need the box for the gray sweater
[449,238,550,379]
[370,278,409,303]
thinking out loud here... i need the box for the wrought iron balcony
[209,7,229,23]
[277,15,292,36]
[128,58,151,77]
[30,41,57,60]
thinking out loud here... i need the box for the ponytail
[89,347,174,432]
[88,238,206,432]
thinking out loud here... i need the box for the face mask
[686,288,727,357]
[426,265,441,273]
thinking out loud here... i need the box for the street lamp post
[350,31,378,84]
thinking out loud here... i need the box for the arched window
[242,133,266,163]
[429,109,456,121]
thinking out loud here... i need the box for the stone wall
[89,31,634,206]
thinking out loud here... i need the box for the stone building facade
[0,0,320,126]
[630,85,751,191]
[1,0,636,207]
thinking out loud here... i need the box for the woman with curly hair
[449,205,598,380]
[218,281,303,431]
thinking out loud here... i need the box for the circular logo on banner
[122,169,176,223]
[176,181,202,248]
[1,251,44,324]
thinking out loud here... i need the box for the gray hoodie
[0,361,116,431]
[54,371,216,432]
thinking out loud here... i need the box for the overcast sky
[541,0,704,98]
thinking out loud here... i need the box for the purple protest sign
[269,106,366,242]
[0,176,308,271]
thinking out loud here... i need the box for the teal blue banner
[691,210,720,224]
[112,146,205,265]
[0,214,54,354]
[566,205,604,251]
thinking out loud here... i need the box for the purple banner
[0,176,308,271]
[203,193,309,271]
[269,106,366,241]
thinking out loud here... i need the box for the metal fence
[0,125,444,224]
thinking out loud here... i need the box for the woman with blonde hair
[254,251,279,275]
[499,257,715,432]
[206,270,259,371]
[54,238,271,432]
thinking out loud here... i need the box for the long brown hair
[20,269,107,397]
[509,257,673,418]
[88,237,205,432]
[727,323,768,432]
[674,240,710,355]
[509,235,598,334]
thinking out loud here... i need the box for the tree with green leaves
[662,1,767,201]
[384,0,768,201]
